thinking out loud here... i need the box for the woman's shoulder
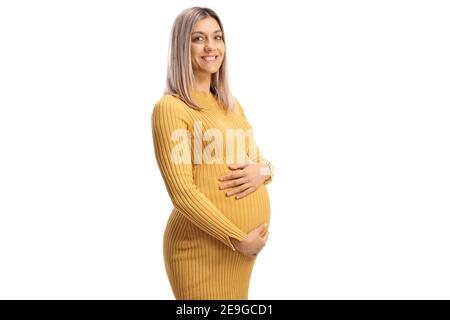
[155,94,185,108]
[153,94,191,115]
[231,95,244,116]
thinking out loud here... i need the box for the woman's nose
[204,40,216,51]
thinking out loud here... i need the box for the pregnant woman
[151,7,275,299]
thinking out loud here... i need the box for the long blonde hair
[164,7,235,112]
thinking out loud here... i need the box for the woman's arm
[234,98,274,185]
[151,96,247,251]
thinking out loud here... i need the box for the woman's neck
[193,72,211,93]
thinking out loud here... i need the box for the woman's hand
[230,223,269,258]
[219,163,271,200]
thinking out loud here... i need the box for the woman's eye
[193,35,223,41]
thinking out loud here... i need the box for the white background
[0,0,449,299]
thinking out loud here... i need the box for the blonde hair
[164,7,235,112]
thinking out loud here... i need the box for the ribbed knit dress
[151,89,272,300]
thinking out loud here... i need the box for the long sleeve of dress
[234,98,274,185]
[151,96,248,251]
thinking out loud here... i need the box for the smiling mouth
[201,55,219,63]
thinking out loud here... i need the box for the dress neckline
[189,89,218,109]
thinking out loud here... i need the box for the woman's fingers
[228,163,249,170]
[219,176,248,190]
[225,183,251,197]
[259,226,269,238]
[220,163,268,195]
[235,186,256,199]
[219,170,246,183]
[260,230,269,242]
[253,223,268,235]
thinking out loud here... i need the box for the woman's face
[190,17,225,76]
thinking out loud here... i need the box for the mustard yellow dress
[151,89,272,299]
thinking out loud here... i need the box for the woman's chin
[200,68,220,74]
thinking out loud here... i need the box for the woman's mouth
[201,55,219,63]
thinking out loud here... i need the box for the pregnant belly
[196,175,271,234]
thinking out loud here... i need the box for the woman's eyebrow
[192,30,222,35]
